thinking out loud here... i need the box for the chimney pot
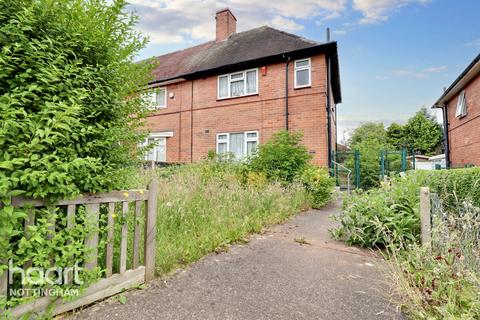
[216,8,236,42]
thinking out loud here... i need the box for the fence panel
[1,180,158,318]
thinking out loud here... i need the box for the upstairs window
[216,131,259,160]
[147,87,167,109]
[294,58,311,88]
[218,69,258,99]
[455,90,467,118]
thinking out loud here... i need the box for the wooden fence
[0,179,158,318]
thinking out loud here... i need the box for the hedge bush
[331,167,480,248]
[297,165,335,209]
[0,0,152,310]
[249,131,312,183]
[414,168,480,209]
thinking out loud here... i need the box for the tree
[386,123,405,148]
[401,108,443,155]
[0,0,153,200]
[0,0,154,302]
[346,123,389,189]
[348,122,387,148]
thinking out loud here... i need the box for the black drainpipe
[326,56,333,169]
[441,103,450,168]
[325,28,332,168]
[284,55,291,131]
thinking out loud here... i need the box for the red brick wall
[446,72,480,166]
[146,54,331,166]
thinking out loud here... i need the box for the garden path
[70,200,403,320]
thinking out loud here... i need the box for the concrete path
[70,201,403,320]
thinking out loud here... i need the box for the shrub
[413,168,480,209]
[331,174,421,247]
[297,165,335,208]
[0,0,152,201]
[249,131,312,183]
[331,168,480,248]
[0,0,151,309]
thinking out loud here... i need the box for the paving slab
[69,200,403,320]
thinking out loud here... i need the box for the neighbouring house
[429,154,447,169]
[142,8,341,167]
[433,53,480,167]
[407,155,430,170]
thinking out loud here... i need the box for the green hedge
[331,168,480,248]
[414,168,480,209]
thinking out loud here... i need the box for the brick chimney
[216,8,236,42]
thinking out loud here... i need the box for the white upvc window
[294,58,311,88]
[218,69,258,99]
[455,90,467,118]
[142,131,173,162]
[216,131,259,160]
[146,87,167,109]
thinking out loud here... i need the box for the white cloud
[393,65,447,78]
[128,0,347,44]
[353,0,430,24]
[465,38,480,47]
[270,16,303,32]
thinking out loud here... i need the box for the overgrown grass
[388,202,480,319]
[330,168,480,319]
[135,162,311,275]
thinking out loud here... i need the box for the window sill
[217,93,259,101]
[294,85,311,90]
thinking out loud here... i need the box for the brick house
[433,53,480,167]
[143,8,341,167]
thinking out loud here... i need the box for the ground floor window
[142,131,173,162]
[144,137,166,162]
[216,131,259,160]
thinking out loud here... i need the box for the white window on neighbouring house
[146,87,167,109]
[216,131,259,160]
[294,58,311,88]
[218,69,258,99]
[455,90,467,118]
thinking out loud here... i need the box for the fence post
[401,148,407,172]
[354,150,360,189]
[144,179,159,282]
[420,187,431,245]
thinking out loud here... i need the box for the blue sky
[130,0,480,142]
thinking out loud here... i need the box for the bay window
[218,69,258,99]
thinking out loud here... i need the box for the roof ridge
[260,25,321,45]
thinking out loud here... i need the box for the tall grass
[137,162,311,275]
[387,201,480,319]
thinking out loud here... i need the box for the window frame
[216,131,259,158]
[142,131,173,162]
[455,90,467,118]
[294,58,311,89]
[147,87,167,110]
[217,68,258,100]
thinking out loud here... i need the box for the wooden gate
[0,179,158,318]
